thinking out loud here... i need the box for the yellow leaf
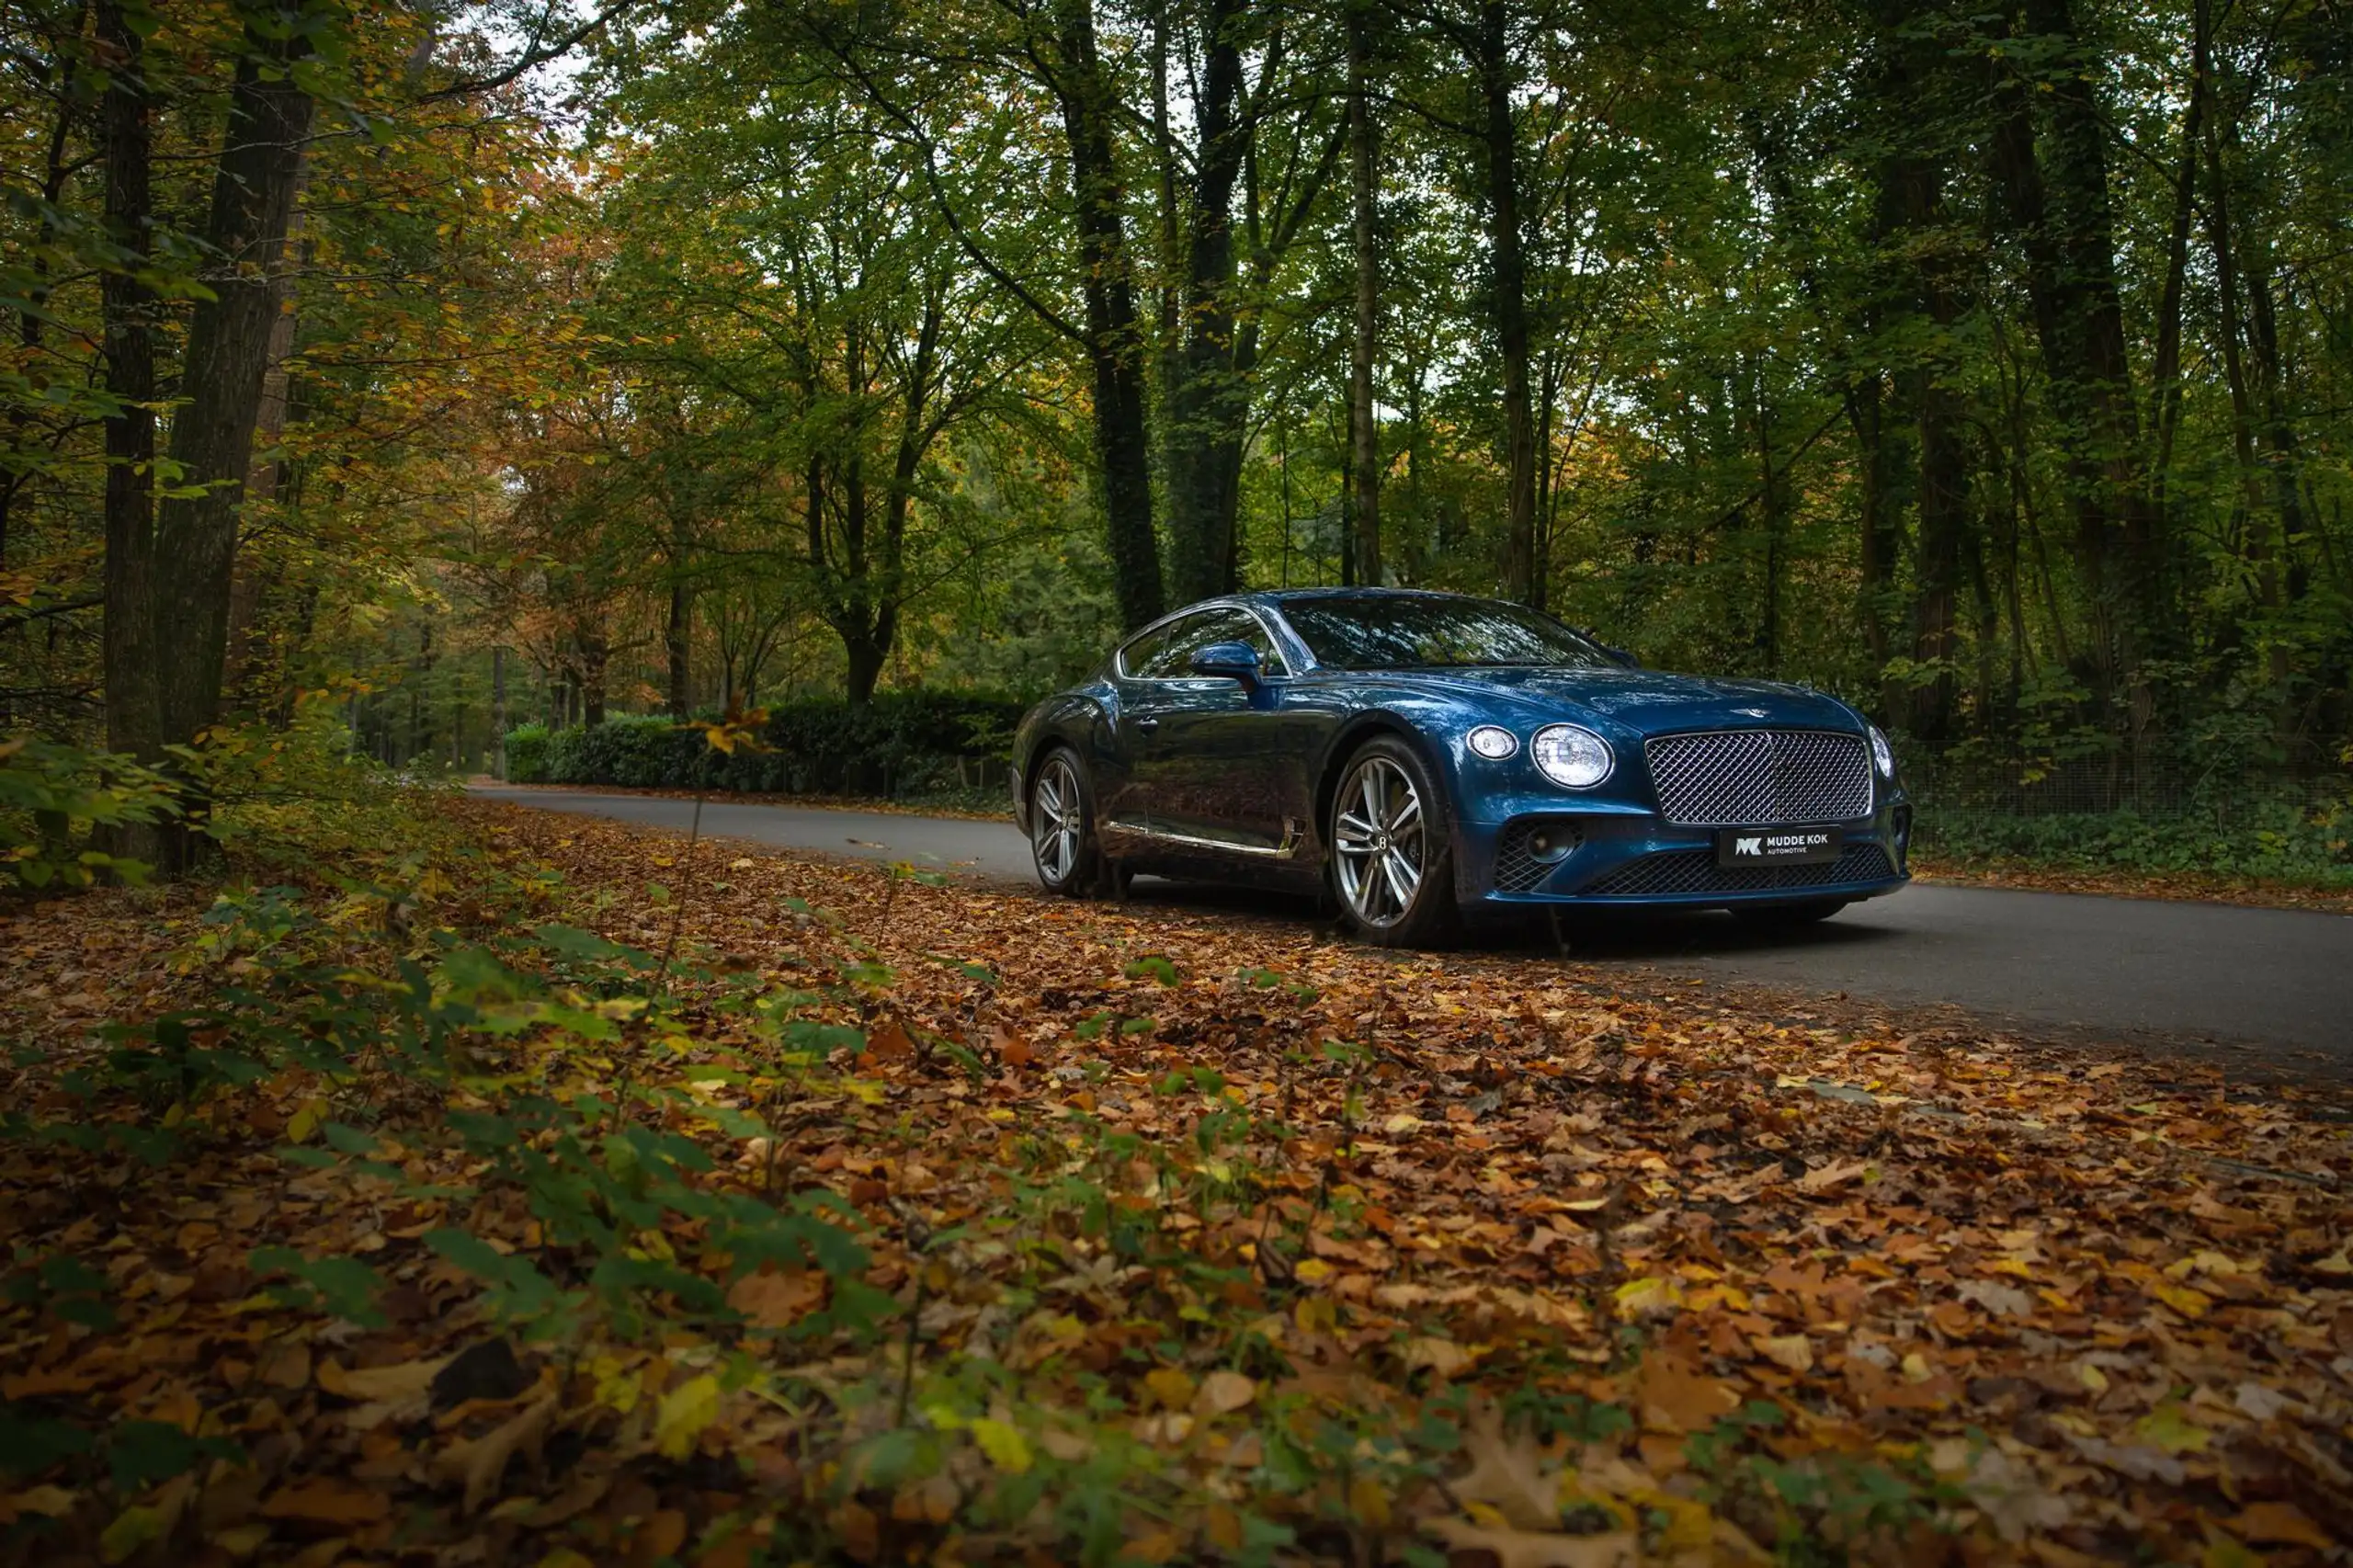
[1144,1368,1196,1410]
[1348,1472,1392,1528]
[286,1098,326,1145]
[99,1506,164,1565]
[971,1416,1032,1474]
[654,1373,722,1460]
[595,1364,642,1415]
[6,1485,77,1518]
[2078,1361,2109,1394]
[2153,1281,2211,1319]
[2136,1403,2211,1455]
[1294,1257,1335,1284]
[1614,1277,1682,1319]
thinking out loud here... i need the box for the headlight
[1465,725,1518,760]
[1868,724,1895,778]
[1531,724,1612,789]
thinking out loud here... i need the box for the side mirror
[1189,641,1263,683]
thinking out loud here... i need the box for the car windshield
[1277,596,1619,671]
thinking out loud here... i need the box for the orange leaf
[2232,1501,2333,1550]
[726,1267,825,1330]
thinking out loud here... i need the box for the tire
[1028,747,1107,897]
[1731,898,1847,930]
[1327,734,1460,948]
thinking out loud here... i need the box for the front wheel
[1328,735,1459,948]
[1029,748,1105,896]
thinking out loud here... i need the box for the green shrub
[501,722,551,783]
[515,693,1027,798]
[1915,797,2353,885]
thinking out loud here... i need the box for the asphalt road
[472,786,2353,1056]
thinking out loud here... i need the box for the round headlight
[1465,724,1518,760]
[1868,724,1895,778]
[1531,724,1612,789]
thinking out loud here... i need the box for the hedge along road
[472,786,2353,1062]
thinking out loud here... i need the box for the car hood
[1381,666,1863,736]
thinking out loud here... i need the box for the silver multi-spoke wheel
[1333,753,1427,929]
[1030,753,1086,889]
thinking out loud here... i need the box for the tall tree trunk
[1347,2,1382,588]
[1054,0,1163,629]
[665,574,692,719]
[1473,2,1539,605]
[1165,0,1249,606]
[153,8,316,762]
[1993,0,2163,735]
[98,0,161,775]
[2148,0,2209,519]
[1,4,84,573]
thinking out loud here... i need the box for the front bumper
[1458,788,1912,908]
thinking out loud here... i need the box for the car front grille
[1579,843,1897,898]
[1493,819,1583,892]
[1644,729,1873,826]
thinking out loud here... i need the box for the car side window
[1131,608,1289,678]
[1116,619,1181,679]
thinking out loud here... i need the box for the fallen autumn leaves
[2,798,2350,1567]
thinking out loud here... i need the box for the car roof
[1248,586,1497,606]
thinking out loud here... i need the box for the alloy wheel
[1031,754,1084,886]
[1333,754,1427,927]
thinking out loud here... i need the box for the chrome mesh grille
[1580,844,1896,898]
[1644,730,1873,826]
[1493,819,1582,893]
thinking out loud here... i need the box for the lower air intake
[1579,843,1896,898]
[1493,820,1582,893]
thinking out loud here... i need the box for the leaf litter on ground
[0,797,2348,1566]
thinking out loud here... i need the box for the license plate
[1717,825,1844,868]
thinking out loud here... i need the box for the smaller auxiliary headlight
[1466,725,1518,760]
[1531,724,1613,790]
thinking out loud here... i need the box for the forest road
[473,786,2353,1063]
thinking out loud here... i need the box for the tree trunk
[153,9,316,758]
[1165,0,1249,607]
[1993,0,2163,732]
[1053,0,1163,629]
[2148,0,2209,517]
[98,0,162,777]
[1473,3,1539,606]
[665,573,691,718]
[1,6,83,574]
[1347,2,1381,588]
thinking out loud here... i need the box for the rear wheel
[1731,898,1847,930]
[1328,736,1459,948]
[1029,748,1105,897]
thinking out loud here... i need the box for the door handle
[1132,717,1160,733]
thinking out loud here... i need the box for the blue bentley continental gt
[1010,589,1910,945]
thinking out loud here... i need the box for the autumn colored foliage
[2,796,2348,1565]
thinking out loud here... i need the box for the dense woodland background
[4,0,2351,850]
